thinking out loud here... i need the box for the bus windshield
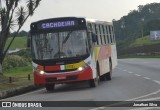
[32,30,89,60]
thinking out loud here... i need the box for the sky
[21,0,160,31]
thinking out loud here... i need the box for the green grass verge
[0,65,34,91]
[5,36,27,49]
[129,35,160,48]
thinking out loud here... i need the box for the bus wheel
[45,84,55,91]
[106,61,112,80]
[89,66,100,87]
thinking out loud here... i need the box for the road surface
[1,58,160,110]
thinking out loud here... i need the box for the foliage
[3,55,30,70]
[15,49,32,62]
[0,0,41,74]
[114,3,160,41]
[10,30,28,37]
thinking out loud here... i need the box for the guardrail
[0,74,33,84]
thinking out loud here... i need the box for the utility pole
[121,20,125,39]
[141,18,144,38]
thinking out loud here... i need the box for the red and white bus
[30,17,117,91]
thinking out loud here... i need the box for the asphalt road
[1,58,160,110]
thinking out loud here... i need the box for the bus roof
[85,18,113,25]
[31,16,112,25]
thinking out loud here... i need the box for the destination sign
[39,20,76,29]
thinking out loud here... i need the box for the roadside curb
[0,84,43,100]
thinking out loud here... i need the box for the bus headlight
[39,70,45,75]
[34,67,45,75]
[77,63,89,71]
[78,67,84,71]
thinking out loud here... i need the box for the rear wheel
[89,64,100,87]
[106,61,112,80]
[45,84,55,91]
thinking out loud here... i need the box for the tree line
[10,30,28,37]
[113,3,160,41]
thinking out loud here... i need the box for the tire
[100,74,107,81]
[89,64,100,88]
[106,61,112,80]
[45,84,55,91]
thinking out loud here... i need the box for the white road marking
[136,96,160,101]
[134,74,141,77]
[126,89,160,101]
[90,70,160,110]
[143,77,151,80]
[128,71,133,74]
[153,80,160,85]
[90,107,105,110]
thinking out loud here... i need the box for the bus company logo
[41,21,75,29]
[2,102,11,107]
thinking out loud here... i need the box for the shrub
[15,49,32,62]
[3,55,30,70]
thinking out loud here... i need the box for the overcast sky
[22,0,160,31]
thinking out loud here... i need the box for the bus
[30,17,117,91]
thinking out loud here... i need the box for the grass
[5,36,27,49]
[129,35,160,48]
[0,65,34,91]
[4,65,33,77]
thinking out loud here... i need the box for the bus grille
[45,69,77,73]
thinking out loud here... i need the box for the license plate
[57,77,66,80]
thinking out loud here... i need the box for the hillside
[117,35,160,56]
[129,35,160,48]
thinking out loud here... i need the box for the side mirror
[92,33,97,42]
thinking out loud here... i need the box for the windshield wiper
[61,31,73,54]
[62,31,73,44]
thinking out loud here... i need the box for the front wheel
[89,65,100,88]
[45,84,55,91]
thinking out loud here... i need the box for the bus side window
[109,26,113,43]
[87,32,93,50]
[100,25,105,45]
[106,26,109,44]
[99,25,103,45]
[87,23,92,32]
[95,24,99,45]
[97,25,102,45]
[91,24,97,45]
[102,25,107,44]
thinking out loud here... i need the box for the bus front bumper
[34,66,93,85]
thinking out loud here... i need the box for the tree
[114,3,160,41]
[0,0,41,75]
